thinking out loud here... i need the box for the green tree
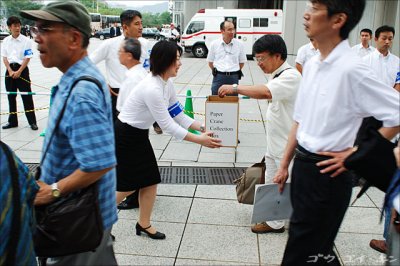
[2,0,43,26]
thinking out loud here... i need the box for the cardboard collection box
[205,96,239,147]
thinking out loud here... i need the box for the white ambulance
[181,8,283,58]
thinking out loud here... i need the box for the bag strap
[273,68,291,79]
[38,76,103,171]
[1,141,21,266]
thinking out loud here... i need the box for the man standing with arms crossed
[207,20,246,96]
[1,16,38,130]
[21,1,118,264]
[273,0,400,265]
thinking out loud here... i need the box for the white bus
[181,8,283,58]
[102,15,120,28]
[89,13,102,34]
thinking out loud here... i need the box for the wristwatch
[232,84,238,94]
[200,124,206,133]
[51,183,61,198]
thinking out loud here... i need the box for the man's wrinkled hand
[34,180,55,205]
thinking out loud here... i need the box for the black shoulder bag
[1,141,21,266]
[34,76,106,257]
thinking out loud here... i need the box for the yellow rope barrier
[2,75,52,90]
[0,106,50,116]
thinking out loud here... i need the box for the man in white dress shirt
[116,38,148,112]
[1,16,37,130]
[351,28,375,58]
[90,10,150,122]
[90,10,150,211]
[273,0,399,264]
[295,38,319,74]
[207,20,247,95]
[218,34,301,234]
[363,25,399,89]
[361,24,399,254]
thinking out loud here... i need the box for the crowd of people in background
[0,0,399,265]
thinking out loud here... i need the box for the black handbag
[344,127,396,192]
[34,76,105,257]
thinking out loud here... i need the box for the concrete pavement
[0,38,389,265]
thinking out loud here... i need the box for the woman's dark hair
[123,37,141,61]
[252,34,287,60]
[150,41,182,76]
[375,25,395,39]
[311,0,366,40]
[120,10,142,26]
[7,16,21,26]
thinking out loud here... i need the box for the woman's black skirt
[115,119,161,191]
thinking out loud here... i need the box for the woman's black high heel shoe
[136,223,166,240]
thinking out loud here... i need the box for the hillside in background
[108,1,168,14]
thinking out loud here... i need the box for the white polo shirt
[206,38,247,72]
[116,64,148,112]
[362,49,400,87]
[295,42,319,68]
[1,33,33,64]
[351,43,375,58]
[90,35,149,88]
[118,74,194,141]
[265,61,301,158]
[294,40,399,153]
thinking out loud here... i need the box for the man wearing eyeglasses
[21,1,118,264]
[219,34,301,235]
[207,20,246,96]
[1,16,38,130]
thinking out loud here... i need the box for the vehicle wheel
[100,35,104,40]
[192,44,207,58]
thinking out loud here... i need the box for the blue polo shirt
[40,56,117,229]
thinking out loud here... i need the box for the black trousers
[210,73,239,96]
[282,146,352,266]
[5,64,36,125]
[110,87,119,123]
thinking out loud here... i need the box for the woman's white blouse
[118,74,194,141]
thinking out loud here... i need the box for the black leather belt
[216,70,240,76]
[295,145,331,163]
[9,63,21,68]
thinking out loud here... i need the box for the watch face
[52,190,61,197]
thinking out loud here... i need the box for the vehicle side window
[186,21,205,34]
[253,18,269,27]
[239,19,251,28]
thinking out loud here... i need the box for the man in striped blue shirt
[21,1,118,265]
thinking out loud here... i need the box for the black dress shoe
[30,124,38,130]
[118,191,139,210]
[136,223,166,240]
[2,123,18,129]
[118,200,139,210]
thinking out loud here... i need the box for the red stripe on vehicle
[182,31,282,40]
